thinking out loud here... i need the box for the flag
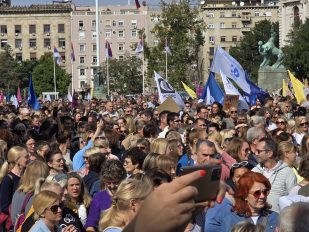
[86,92,91,102]
[282,79,288,97]
[220,71,249,110]
[135,40,144,54]
[165,38,172,55]
[90,87,94,99]
[211,46,251,94]
[105,41,113,58]
[154,71,184,107]
[46,94,51,101]
[17,85,22,103]
[200,72,224,105]
[28,74,40,110]
[288,70,306,103]
[70,42,75,63]
[72,90,78,108]
[0,91,4,102]
[67,86,72,102]
[135,0,141,9]
[181,81,197,99]
[12,95,19,108]
[53,46,62,65]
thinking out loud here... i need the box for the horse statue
[258,26,285,70]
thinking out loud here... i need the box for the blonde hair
[0,139,7,159]
[33,190,60,218]
[155,154,178,174]
[93,138,109,149]
[18,160,49,193]
[150,138,168,155]
[166,139,182,157]
[208,131,222,146]
[278,141,297,160]
[220,129,236,147]
[295,116,307,133]
[99,178,153,231]
[85,147,102,156]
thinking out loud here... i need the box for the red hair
[233,171,271,216]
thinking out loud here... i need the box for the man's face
[196,144,216,165]
[198,108,208,119]
[140,114,150,122]
[196,119,207,129]
[106,102,113,112]
[256,141,272,164]
[229,107,238,119]
[170,116,181,130]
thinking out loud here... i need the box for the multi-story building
[199,0,279,81]
[279,0,309,47]
[71,5,150,92]
[0,4,72,73]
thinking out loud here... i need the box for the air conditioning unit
[19,47,22,50]
[15,33,19,36]
[79,26,84,30]
[48,46,51,49]
[46,33,50,36]
[62,46,65,49]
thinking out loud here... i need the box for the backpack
[0,174,14,231]
[14,192,33,232]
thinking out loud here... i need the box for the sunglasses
[230,111,237,114]
[174,120,181,122]
[232,161,249,168]
[49,203,63,214]
[276,121,285,125]
[137,146,146,150]
[300,122,309,126]
[250,189,269,199]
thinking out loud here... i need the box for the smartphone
[179,164,221,202]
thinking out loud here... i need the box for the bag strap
[20,192,33,214]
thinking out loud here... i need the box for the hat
[298,184,309,197]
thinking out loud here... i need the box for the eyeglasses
[188,122,194,125]
[250,189,270,199]
[256,149,270,154]
[276,121,286,125]
[49,203,63,214]
[230,111,237,114]
[137,146,146,150]
[174,120,181,123]
[95,136,106,140]
[185,105,191,108]
[232,161,249,168]
[300,122,309,126]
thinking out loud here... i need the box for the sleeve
[84,197,101,229]
[220,151,236,169]
[285,168,297,192]
[72,140,93,171]
[0,175,14,214]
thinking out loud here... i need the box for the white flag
[220,71,249,110]
[211,46,251,94]
[12,95,19,108]
[154,71,184,107]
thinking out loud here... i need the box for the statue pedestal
[93,86,107,100]
[258,68,287,92]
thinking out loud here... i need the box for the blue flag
[28,74,40,110]
[201,72,224,105]
[244,72,269,106]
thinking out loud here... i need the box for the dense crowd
[0,94,309,232]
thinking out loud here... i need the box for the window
[220,36,226,42]
[232,12,237,17]
[29,25,36,34]
[58,38,66,48]
[79,21,84,29]
[15,39,22,48]
[16,53,22,62]
[232,22,237,28]
[208,12,214,17]
[112,20,116,26]
[208,24,214,29]
[79,44,85,52]
[254,12,259,16]
[265,12,272,16]
[43,24,50,34]
[79,31,85,39]
[1,39,7,48]
[153,40,159,46]
[118,55,124,60]
[58,24,65,33]
[118,30,124,38]
[15,25,21,34]
[209,47,215,56]
[131,30,137,38]
[220,23,225,28]
[80,56,85,64]
[232,36,237,42]
[79,80,86,88]
[92,56,97,63]
[91,20,96,28]
[106,20,111,27]
[118,43,124,51]
[118,20,124,27]
[294,6,300,25]
[92,44,97,52]
[0,25,7,34]
[29,39,36,48]
[209,36,214,43]
[191,64,197,70]
[131,19,137,27]
[220,12,225,17]
[44,38,51,48]
[80,69,85,76]
[30,52,36,61]
[105,30,112,38]
[92,32,97,40]
[60,52,65,62]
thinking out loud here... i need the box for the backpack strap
[20,192,33,214]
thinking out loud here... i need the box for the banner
[181,81,197,99]
[200,72,224,105]
[288,70,305,103]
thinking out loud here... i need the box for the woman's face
[17,149,29,168]
[300,119,309,133]
[232,167,249,186]
[26,138,36,154]
[49,153,64,172]
[246,182,269,214]
[284,150,297,166]
[67,177,81,200]
[124,157,138,174]
[276,119,286,130]
[239,142,250,161]
[43,200,62,223]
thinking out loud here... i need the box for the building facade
[0,4,72,72]
[279,0,309,47]
[199,1,279,81]
[71,5,150,92]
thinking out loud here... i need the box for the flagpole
[107,56,110,96]
[166,50,168,81]
[71,62,74,94]
[53,57,57,99]
[142,47,145,95]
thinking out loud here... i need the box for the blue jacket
[222,210,278,232]
[72,140,93,171]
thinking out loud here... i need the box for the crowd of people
[0,94,309,232]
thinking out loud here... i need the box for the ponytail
[0,161,9,184]
[99,197,124,231]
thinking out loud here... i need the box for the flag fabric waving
[70,42,75,63]
[135,0,141,9]
[105,41,113,58]
[211,46,251,94]
[165,38,172,55]
[200,72,224,105]
[28,74,40,110]
[17,85,22,103]
[135,40,144,54]
[181,81,197,99]
[53,46,62,65]
[288,70,306,104]
[154,71,184,107]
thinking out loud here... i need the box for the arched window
[294,6,300,25]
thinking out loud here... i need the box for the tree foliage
[283,19,309,80]
[229,20,279,83]
[101,55,143,95]
[32,53,70,96]
[146,0,205,89]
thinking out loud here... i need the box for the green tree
[32,53,70,96]
[283,19,309,80]
[229,20,279,83]
[101,55,143,95]
[146,0,205,89]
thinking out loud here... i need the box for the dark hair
[167,112,179,126]
[140,109,153,120]
[143,123,158,138]
[259,137,278,160]
[145,169,172,187]
[298,156,309,180]
[124,147,146,169]
[56,130,71,144]
[100,159,126,183]
[88,153,106,173]
[196,105,208,114]
[45,149,62,163]
[159,110,170,123]
[196,139,215,153]
[207,122,220,132]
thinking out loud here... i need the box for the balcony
[241,27,251,32]
[241,16,251,22]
